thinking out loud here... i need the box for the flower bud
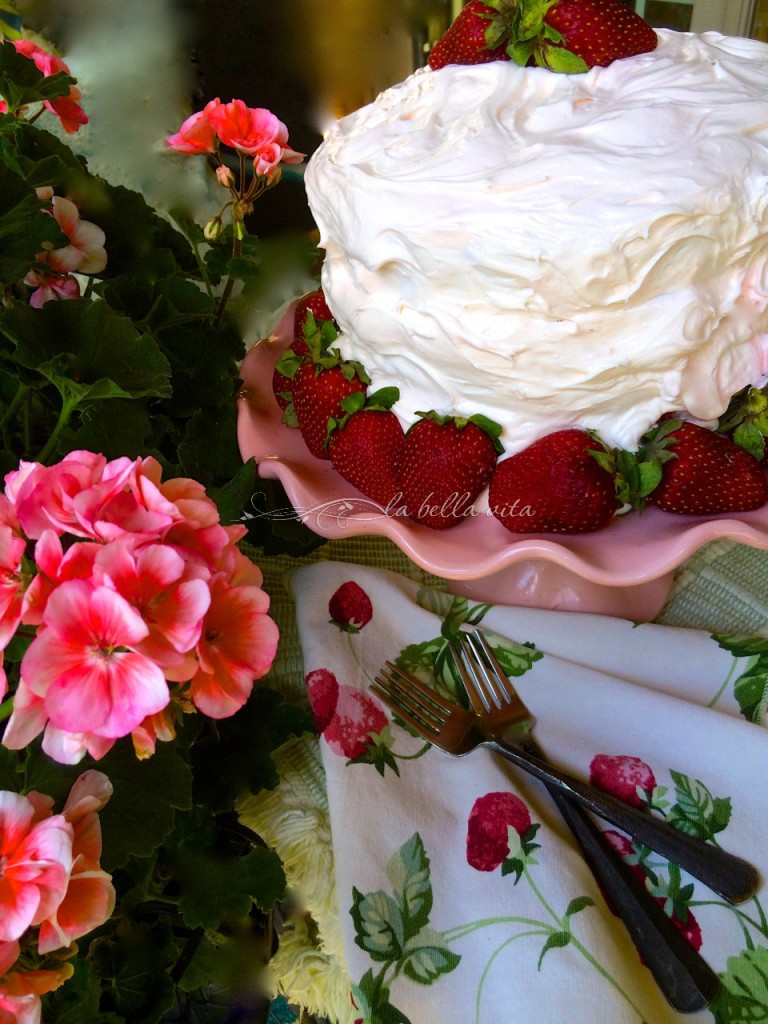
[215,164,235,188]
[203,216,223,241]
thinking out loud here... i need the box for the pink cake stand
[237,309,768,621]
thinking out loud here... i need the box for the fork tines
[373,662,454,738]
[452,629,510,713]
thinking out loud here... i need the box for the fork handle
[487,738,759,904]
[539,769,720,1011]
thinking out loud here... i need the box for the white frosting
[304,30,768,454]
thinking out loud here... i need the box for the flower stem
[36,396,78,464]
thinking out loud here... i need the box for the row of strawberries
[270,290,768,534]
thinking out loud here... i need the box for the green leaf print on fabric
[396,594,541,706]
[712,634,768,724]
[667,771,732,842]
[350,833,460,1024]
[710,945,768,1023]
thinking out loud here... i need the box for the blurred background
[10,0,768,332]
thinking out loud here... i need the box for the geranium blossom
[12,40,87,133]
[165,107,217,154]
[38,196,107,276]
[190,575,279,718]
[205,99,303,170]
[0,452,279,764]
[166,98,303,176]
[0,964,72,1024]
[18,579,170,739]
[37,771,115,954]
[0,792,73,943]
[21,269,79,308]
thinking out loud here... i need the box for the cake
[304,29,768,459]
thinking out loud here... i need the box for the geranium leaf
[0,165,64,285]
[91,918,178,1023]
[176,845,286,929]
[192,687,313,813]
[2,299,172,400]
[60,398,154,461]
[94,740,194,871]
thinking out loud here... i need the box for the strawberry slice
[428,0,515,70]
[512,0,657,73]
[328,388,405,508]
[398,413,501,530]
[488,429,616,534]
[645,421,768,516]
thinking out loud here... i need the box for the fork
[452,628,721,1013]
[373,646,759,907]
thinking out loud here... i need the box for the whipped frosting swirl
[305,30,768,453]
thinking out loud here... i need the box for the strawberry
[645,420,768,516]
[293,287,337,343]
[488,429,616,534]
[323,685,389,759]
[466,791,532,872]
[589,754,656,809]
[428,0,515,70]
[273,314,369,455]
[272,337,309,413]
[291,356,368,459]
[328,388,405,508]
[397,413,502,530]
[521,0,656,73]
[328,581,374,633]
[305,668,340,733]
[272,289,338,413]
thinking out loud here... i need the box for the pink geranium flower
[0,964,73,1024]
[0,527,27,651]
[0,792,73,943]
[37,771,115,954]
[39,196,107,276]
[22,268,80,308]
[189,575,279,718]
[19,579,170,740]
[206,99,303,169]
[96,537,210,678]
[13,40,87,133]
[166,106,218,154]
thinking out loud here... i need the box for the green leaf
[386,833,432,941]
[351,886,405,962]
[713,634,768,658]
[540,45,589,74]
[192,687,313,813]
[491,639,543,677]
[41,957,124,1024]
[564,895,595,918]
[401,926,461,984]
[734,421,766,461]
[91,917,178,1023]
[733,660,768,724]
[240,479,328,557]
[667,770,730,841]
[710,945,768,1023]
[95,739,194,870]
[3,299,171,401]
[537,930,571,968]
[0,164,65,286]
[208,458,261,529]
[59,398,153,461]
[176,844,286,928]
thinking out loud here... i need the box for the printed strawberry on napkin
[289,560,768,1024]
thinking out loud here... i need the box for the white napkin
[290,561,768,1024]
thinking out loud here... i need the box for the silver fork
[452,628,721,1013]
[373,650,758,907]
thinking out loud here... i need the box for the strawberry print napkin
[289,560,768,1024]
